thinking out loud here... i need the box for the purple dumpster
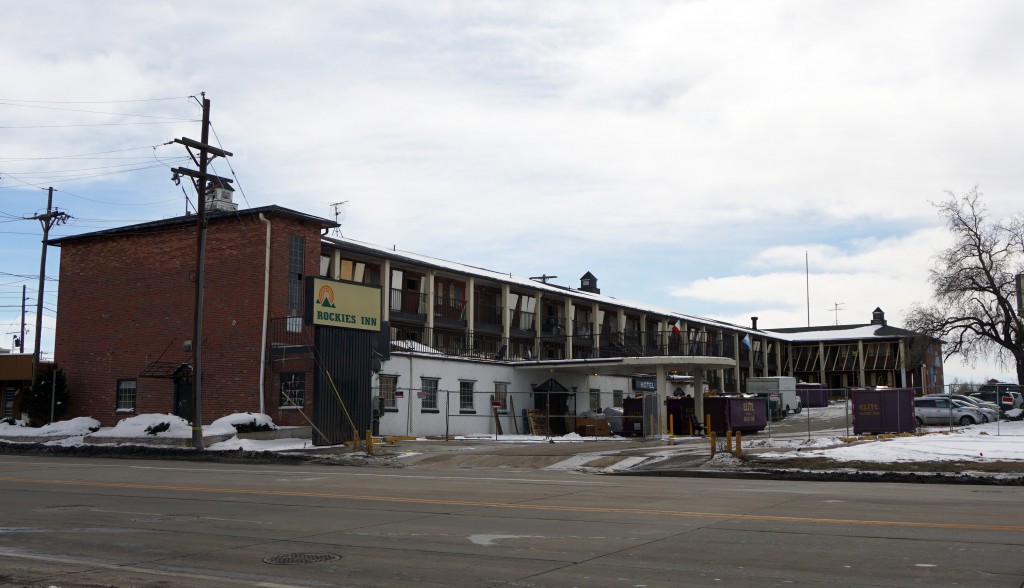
[851,387,915,434]
[796,383,829,408]
[704,396,768,434]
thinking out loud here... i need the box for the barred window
[287,235,305,317]
[493,382,508,411]
[380,375,398,410]
[421,378,439,410]
[116,379,137,411]
[459,381,475,412]
[280,373,305,407]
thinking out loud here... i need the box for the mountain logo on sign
[317,284,336,308]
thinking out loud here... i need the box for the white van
[746,376,802,416]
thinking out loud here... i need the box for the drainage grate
[262,553,341,565]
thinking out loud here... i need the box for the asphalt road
[0,455,1022,587]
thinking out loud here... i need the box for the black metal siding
[312,326,376,445]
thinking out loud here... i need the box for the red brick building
[52,206,335,427]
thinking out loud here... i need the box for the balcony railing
[390,288,427,316]
[510,310,535,332]
[386,328,732,361]
[434,296,466,322]
[475,302,503,328]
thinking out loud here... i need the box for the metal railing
[387,327,734,361]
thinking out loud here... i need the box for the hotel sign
[305,277,381,331]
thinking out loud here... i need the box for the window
[380,375,398,410]
[421,378,439,411]
[116,379,137,411]
[459,381,475,412]
[589,389,601,411]
[613,390,623,408]
[287,235,305,317]
[493,382,508,411]
[3,387,15,418]
[279,373,305,407]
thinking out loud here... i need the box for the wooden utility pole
[19,285,26,353]
[30,187,70,382]
[171,93,233,450]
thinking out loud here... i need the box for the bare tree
[905,187,1024,384]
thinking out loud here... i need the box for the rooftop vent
[871,307,886,326]
[205,186,238,212]
[579,271,599,294]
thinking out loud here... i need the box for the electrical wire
[1,121,196,129]
[0,101,198,121]
[0,96,190,104]
[0,144,176,161]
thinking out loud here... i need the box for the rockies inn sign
[305,277,382,331]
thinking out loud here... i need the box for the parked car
[952,399,997,423]
[970,382,1022,412]
[925,394,1002,420]
[914,397,984,426]
[980,382,1023,407]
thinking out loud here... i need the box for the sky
[1,1,1022,384]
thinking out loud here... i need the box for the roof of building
[324,235,926,344]
[765,323,924,342]
[49,205,338,246]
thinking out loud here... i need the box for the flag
[741,334,751,348]
[671,319,682,336]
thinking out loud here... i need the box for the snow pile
[206,412,277,435]
[207,437,310,452]
[746,437,844,450]
[0,416,100,437]
[89,414,193,438]
[701,452,745,468]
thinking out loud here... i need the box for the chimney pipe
[751,316,759,330]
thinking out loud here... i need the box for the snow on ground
[0,416,99,437]
[88,414,193,438]
[757,420,1024,463]
[455,432,630,443]
[206,436,312,452]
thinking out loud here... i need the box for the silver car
[925,394,1000,421]
[914,397,984,426]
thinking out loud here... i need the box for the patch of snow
[206,437,311,452]
[89,414,193,438]
[206,412,277,435]
[0,416,99,437]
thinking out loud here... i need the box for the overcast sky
[2,1,1022,383]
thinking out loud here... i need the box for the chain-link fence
[758,385,1024,439]
[373,388,663,441]
[372,384,1024,441]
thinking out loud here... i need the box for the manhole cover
[262,553,341,565]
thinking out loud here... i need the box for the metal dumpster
[666,397,700,435]
[704,396,768,434]
[796,383,829,408]
[851,387,916,434]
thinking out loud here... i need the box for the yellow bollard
[366,430,375,456]
[710,432,717,457]
[726,431,733,454]
[736,431,742,458]
[669,414,674,436]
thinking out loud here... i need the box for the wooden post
[366,430,375,456]
[669,414,674,436]
[726,431,733,453]
[736,431,742,457]
[710,432,717,456]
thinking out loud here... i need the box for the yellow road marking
[2,475,1021,534]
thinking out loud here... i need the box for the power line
[1,121,197,129]
[0,96,190,104]
[0,143,177,161]
[0,101,198,121]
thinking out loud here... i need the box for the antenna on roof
[826,302,845,325]
[329,201,348,237]
[530,274,557,284]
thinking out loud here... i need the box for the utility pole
[171,93,233,450]
[19,285,26,353]
[30,187,70,383]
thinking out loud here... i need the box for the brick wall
[54,211,324,427]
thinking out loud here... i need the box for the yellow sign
[305,277,381,330]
